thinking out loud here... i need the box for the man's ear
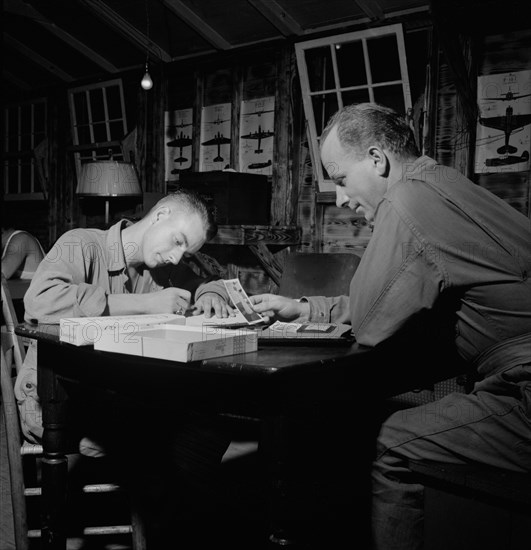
[152,205,171,224]
[368,146,389,177]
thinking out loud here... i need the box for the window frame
[295,23,412,193]
[67,78,128,181]
[2,98,47,200]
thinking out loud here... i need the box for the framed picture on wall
[475,70,531,174]
[239,96,275,175]
[165,108,193,181]
[199,103,232,171]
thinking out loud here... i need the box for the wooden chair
[0,274,147,550]
[221,252,363,464]
[278,252,361,297]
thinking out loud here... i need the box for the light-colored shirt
[16,219,230,444]
[24,219,228,323]
[305,156,531,366]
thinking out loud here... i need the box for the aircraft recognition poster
[165,108,193,181]
[199,103,232,172]
[475,70,531,174]
[239,96,275,175]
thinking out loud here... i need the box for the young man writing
[15,189,235,545]
[251,103,531,549]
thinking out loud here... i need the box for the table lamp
[76,161,142,225]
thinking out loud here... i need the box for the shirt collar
[105,219,133,273]
[402,155,437,181]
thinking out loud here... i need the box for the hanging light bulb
[141,62,153,90]
[140,0,153,91]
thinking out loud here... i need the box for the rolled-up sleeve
[303,295,351,324]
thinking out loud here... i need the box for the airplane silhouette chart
[478,89,531,167]
[166,130,192,169]
[201,132,231,163]
[241,125,274,154]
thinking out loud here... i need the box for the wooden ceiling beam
[4,34,74,81]
[247,0,303,36]
[77,0,172,63]
[163,0,232,50]
[354,0,384,21]
[4,0,119,73]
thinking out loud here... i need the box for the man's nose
[335,186,349,208]
[169,249,184,265]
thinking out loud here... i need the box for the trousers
[371,363,531,550]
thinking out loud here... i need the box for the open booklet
[258,320,354,344]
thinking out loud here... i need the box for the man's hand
[192,292,235,319]
[107,287,191,315]
[249,294,308,322]
[156,288,192,314]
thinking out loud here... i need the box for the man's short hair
[150,188,217,241]
[320,102,420,159]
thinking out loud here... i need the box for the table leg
[261,414,304,548]
[37,342,69,550]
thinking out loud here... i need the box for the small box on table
[94,324,258,362]
[60,313,186,346]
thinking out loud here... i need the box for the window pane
[77,124,92,145]
[7,162,18,193]
[367,35,401,83]
[20,161,32,193]
[342,88,370,107]
[336,40,366,87]
[305,47,335,92]
[109,121,125,140]
[74,92,89,126]
[373,85,405,114]
[8,132,18,152]
[312,93,339,136]
[93,122,108,143]
[89,88,105,122]
[20,132,31,151]
[106,85,123,120]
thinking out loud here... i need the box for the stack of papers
[94,323,257,362]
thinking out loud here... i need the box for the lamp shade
[76,161,142,196]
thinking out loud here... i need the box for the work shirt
[17,219,229,443]
[304,156,531,368]
[24,219,228,323]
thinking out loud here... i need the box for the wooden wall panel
[296,145,316,252]
[476,172,529,215]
